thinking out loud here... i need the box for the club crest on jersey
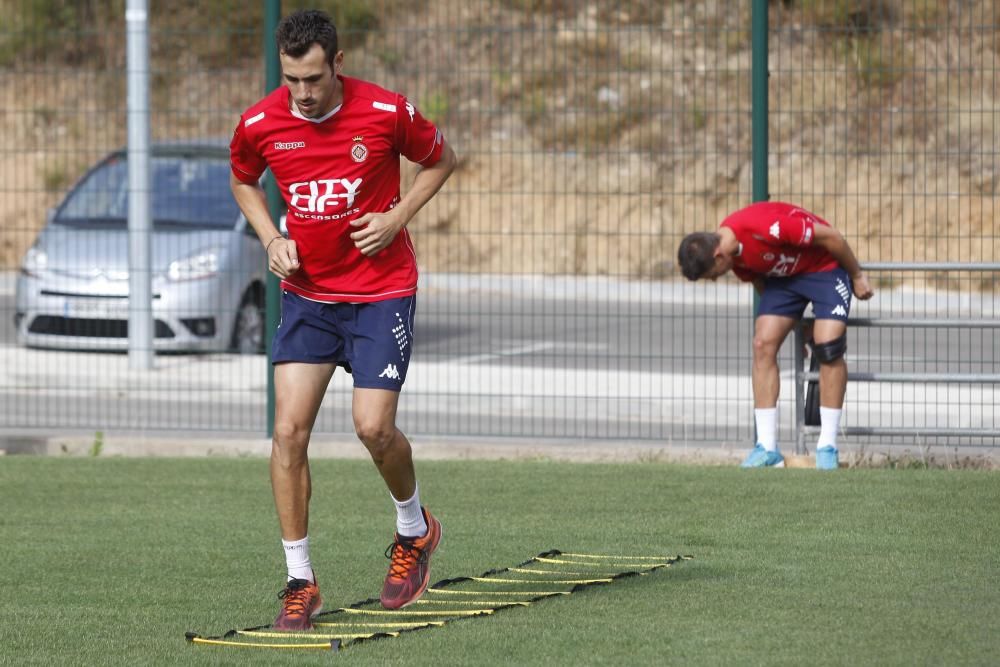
[350,136,368,163]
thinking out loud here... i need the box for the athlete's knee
[752,335,781,362]
[811,333,847,364]
[272,420,312,452]
[355,417,396,455]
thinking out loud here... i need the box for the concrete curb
[0,432,746,465]
[2,433,995,468]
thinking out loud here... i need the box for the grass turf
[0,457,997,665]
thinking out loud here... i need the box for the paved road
[2,273,998,448]
[0,287,758,441]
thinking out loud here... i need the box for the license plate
[65,298,129,319]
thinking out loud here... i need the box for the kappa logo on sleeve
[769,221,781,239]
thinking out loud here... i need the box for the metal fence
[0,0,997,449]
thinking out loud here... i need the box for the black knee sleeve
[812,333,847,363]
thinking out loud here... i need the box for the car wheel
[232,288,264,354]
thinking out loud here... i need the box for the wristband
[266,235,283,252]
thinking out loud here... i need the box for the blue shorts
[758,267,853,322]
[272,291,415,391]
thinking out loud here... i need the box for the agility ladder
[186,548,693,651]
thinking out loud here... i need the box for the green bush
[0,0,420,67]
[0,0,122,66]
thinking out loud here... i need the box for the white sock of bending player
[818,407,842,449]
[282,536,314,582]
[755,408,779,452]
[392,484,427,538]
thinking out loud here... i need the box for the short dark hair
[677,232,721,280]
[275,9,339,65]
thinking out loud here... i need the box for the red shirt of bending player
[721,202,839,283]
[230,76,444,302]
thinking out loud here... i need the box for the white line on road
[452,342,557,365]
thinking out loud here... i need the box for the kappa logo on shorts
[831,305,847,317]
[379,363,401,380]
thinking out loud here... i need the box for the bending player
[677,201,874,469]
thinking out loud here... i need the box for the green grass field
[1,457,997,666]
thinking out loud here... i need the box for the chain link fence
[1,1,996,448]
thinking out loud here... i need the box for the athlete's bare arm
[812,224,874,300]
[349,140,458,257]
[230,172,300,278]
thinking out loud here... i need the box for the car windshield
[54,154,239,229]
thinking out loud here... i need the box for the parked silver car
[15,143,268,353]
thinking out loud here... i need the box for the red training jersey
[720,201,839,283]
[230,76,445,302]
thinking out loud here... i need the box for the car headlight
[21,245,48,277]
[167,248,221,281]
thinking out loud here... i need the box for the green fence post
[750,0,769,446]
[264,0,281,438]
[751,0,769,205]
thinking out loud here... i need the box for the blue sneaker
[740,444,785,468]
[816,446,839,470]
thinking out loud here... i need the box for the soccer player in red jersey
[677,202,874,470]
[229,9,454,628]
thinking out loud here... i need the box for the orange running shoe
[273,574,323,631]
[380,508,442,609]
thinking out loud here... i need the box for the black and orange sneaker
[380,508,442,609]
[273,574,323,631]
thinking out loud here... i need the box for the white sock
[754,408,779,452]
[282,536,314,582]
[392,484,427,538]
[818,407,842,450]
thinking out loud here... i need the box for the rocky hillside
[2,0,997,284]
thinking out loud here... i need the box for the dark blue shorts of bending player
[758,267,853,322]
[272,291,415,391]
